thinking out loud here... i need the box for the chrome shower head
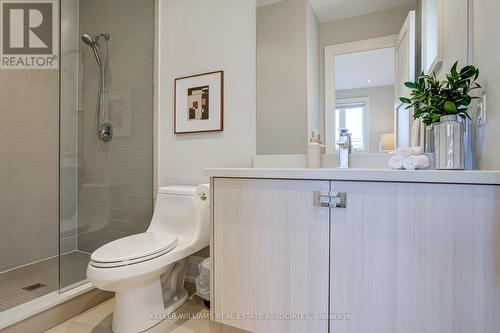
[81,34,103,66]
[81,33,98,46]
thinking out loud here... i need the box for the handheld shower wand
[81,33,112,143]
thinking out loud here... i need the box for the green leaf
[460,66,476,78]
[444,101,457,114]
[400,97,412,104]
[404,82,416,89]
[451,61,459,79]
[431,114,442,123]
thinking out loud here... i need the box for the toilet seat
[90,232,177,268]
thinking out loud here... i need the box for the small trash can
[195,257,211,308]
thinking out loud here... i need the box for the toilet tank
[147,185,209,245]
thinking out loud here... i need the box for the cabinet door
[330,181,500,333]
[213,178,330,333]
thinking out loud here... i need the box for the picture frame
[174,70,224,134]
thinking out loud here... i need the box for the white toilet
[87,185,210,333]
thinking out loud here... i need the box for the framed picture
[174,70,224,134]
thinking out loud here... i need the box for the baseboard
[0,289,113,333]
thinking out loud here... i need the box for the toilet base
[111,260,189,333]
[112,277,164,333]
[112,283,189,333]
[164,288,189,318]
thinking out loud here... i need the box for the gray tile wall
[77,0,155,253]
[0,70,59,272]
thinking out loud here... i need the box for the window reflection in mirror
[335,99,368,152]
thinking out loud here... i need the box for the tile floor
[0,251,90,311]
[45,297,247,333]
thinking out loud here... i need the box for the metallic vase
[434,115,464,170]
[425,124,435,153]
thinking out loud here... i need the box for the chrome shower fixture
[80,33,110,67]
[80,33,113,143]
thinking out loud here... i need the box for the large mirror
[256,0,471,155]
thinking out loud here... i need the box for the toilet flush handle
[198,192,207,201]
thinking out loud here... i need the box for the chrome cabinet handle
[313,191,347,208]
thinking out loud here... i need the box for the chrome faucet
[337,129,352,169]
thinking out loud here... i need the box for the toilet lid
[91,232,177,265]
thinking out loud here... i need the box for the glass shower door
[58,0,155,291]
[0,9,59,313]
[59,0,89,291]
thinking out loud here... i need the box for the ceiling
[310,0,416,23]
[335,47,395,91]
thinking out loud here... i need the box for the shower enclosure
[0,0,154,319]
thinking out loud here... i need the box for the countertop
[205,168,500,185]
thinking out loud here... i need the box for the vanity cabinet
[212,178,330,333]
[329,181,500,333]
[212,177,500,333]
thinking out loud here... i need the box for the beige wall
[336,85,395,153]
[257,0,309,154]
[157,0,256,186]
[307,1,321,137]
[77,0,155,253]
[320,5,416,47]
[319,5,416,141]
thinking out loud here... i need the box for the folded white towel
[403,155,430,170]
[395,146,424,158]
[388,155,404,169]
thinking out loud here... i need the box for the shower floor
[0,251,90,312]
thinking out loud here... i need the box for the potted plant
[400,61,481,170]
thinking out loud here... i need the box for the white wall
[473,0,500,169]
[157,0,256,186]
[336,85,395,153]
